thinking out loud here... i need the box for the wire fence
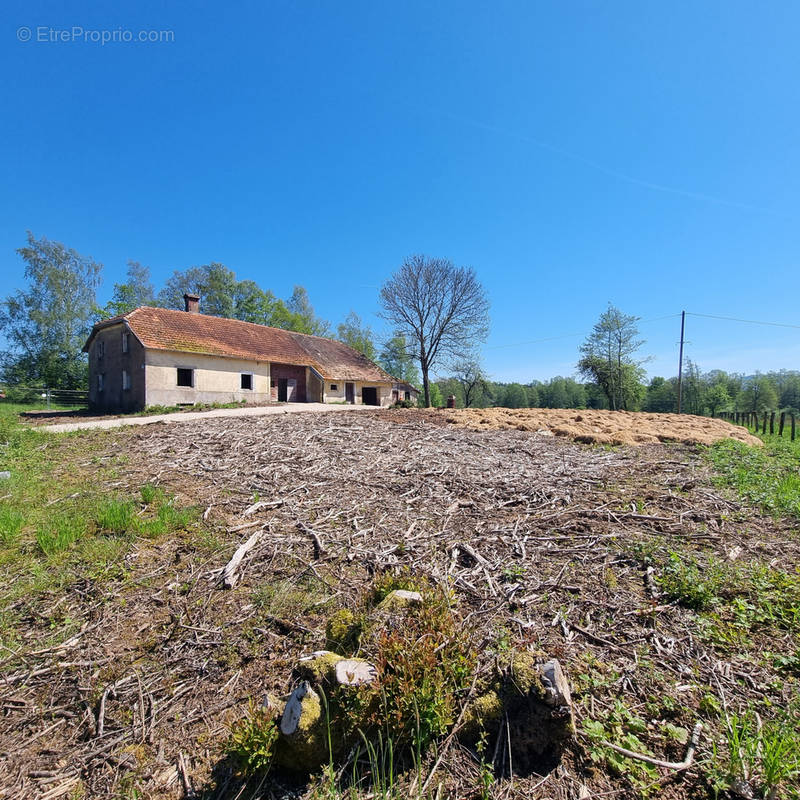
[0,385,88,408]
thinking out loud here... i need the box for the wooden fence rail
[717,410,796,441]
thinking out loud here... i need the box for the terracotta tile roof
[84,307,394,383]
[291,332,394,382]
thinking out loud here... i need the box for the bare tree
[379,255,489,407]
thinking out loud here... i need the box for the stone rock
[505,654,573,773]
[460,652,573,776]
[275,681,327,769]
[377,589,423,611]
[334,658,377,686]
[0,471,10,480]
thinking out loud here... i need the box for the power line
[686,312,800,330]
[485,313,681,351]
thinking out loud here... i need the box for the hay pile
[437,408,761,446]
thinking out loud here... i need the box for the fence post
[779,412,785,437]
[46,387,51,409]
[792,414,796,442]
[770,412,775,435]
[761,412,766,434]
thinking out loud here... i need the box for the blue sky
[2,0,798,382]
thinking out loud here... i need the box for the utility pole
[677,310,685,414]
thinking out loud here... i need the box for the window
[241,373,253,390]
[330,384,338,391]
[122,332,129,353]
[97,341,105,359]
[177,368,193,387]
[122,370,131,390]
[98,373,105,392]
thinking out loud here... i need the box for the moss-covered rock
[274,682,328,770]
[461,690,504,741]
[294,650,343,685]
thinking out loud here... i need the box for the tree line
[0,233,368,390]
[0,237,484,403]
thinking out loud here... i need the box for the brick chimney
[184,293,200,313]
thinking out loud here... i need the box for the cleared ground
[0,409,796,799]
[430,407,762,446]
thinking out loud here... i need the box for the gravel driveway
[37,402,374,433]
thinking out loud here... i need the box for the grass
[0,402,200,641]
[708,434,800,519]
[706,703,800,799]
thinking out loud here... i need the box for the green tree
[705,382,730,417]
[95,260,155,320]
[502,383,529,408]
[232,281,283,325]
[681,359,704,415]
[737,375,778,413]
[525,383,540,408]
[336,311,376,360]
[0,232,102,389]
[643,376,676,412]
[378,334,420,386]
[425,382,444,408]
[157,263,238,318]
[450,358,487,408]
[286,286,330,336]
[379,254,490,407]
[577,304,646,410]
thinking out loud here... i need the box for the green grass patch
[708,436,800,519]
[0,403,200,621]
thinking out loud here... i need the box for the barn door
[286,378,297,402]
[278,378,288,402]
[345,382,355,403]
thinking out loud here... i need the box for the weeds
[656,552,723,610]
[227,701,280,776]
[706,704,800,799]
[709,437,800,519]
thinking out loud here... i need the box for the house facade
[83,294,395,412]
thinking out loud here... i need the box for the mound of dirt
[435,408,761,447]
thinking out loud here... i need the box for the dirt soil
[0,410,795,799]
[427,407,762,447]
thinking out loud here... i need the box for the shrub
[228,701,280,776]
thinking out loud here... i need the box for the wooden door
[345,382,355,403]
[286,378,297,402]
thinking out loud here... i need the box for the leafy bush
[228,701,280,775]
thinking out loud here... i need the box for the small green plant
[708,438,800,519]
[657,552,722,610]
[0,508,25,544]
[583,699,660,795]
[706,705,800,799]
[36,513,87,555]
[370,567,427,604]
[227,700,280,776]
[140,483,165,505]
[95,499,137,535]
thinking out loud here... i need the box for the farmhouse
[83,294,395,412]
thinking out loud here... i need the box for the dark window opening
[177,368,193,387]
[241,373,253,390]
[330,384,338,391]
